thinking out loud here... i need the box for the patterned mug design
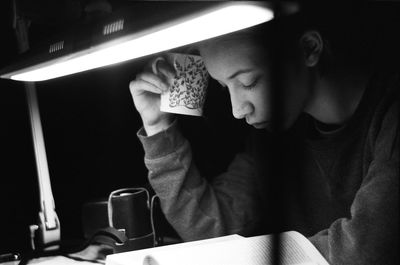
[168,55,209,110]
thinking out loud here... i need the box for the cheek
[251,84,271,119]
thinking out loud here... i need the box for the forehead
[198,34,267,79]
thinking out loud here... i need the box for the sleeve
[137,120,262,241]
[309,100,399,265]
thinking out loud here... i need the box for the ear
[299,31,323,67]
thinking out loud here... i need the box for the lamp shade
[0,1,286,82]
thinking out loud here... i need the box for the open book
[105,231,329,265]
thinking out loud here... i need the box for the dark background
[1,0,399,256]
[0,0,248,254]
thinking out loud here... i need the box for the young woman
[129,4,399,264]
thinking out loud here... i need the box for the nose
[230,92,254,119]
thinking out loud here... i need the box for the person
[129,3,399,264]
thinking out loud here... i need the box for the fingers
[130,55,176,98]
[130,71,168,95]
[129,78,162,97]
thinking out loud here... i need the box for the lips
[249,121,269,129]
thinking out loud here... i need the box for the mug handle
[151,56,167,75]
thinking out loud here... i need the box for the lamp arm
[25,82,61,240]
[12,0,60,250]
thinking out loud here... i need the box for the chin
[260,120,293,132]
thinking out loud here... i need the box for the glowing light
[6,3,273,81]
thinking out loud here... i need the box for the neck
[304,69,369,125]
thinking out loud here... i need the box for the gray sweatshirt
[137,73,399,264]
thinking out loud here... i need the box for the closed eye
[242,77,259,90]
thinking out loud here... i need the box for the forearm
[147,145,227,241]
[138,121,261,241]
[309,164,398,264]
[309,98,399,264]
[309,145,399,263]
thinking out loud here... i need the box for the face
[199,34,312,131]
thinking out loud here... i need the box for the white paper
[106,231,329,265]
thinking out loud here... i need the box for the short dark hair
[189,1,399,75]
[267,1,400,74]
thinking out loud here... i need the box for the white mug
[153,53,209,116]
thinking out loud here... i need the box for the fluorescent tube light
[1,2,274,82]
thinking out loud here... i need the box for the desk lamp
[2,1,279,82]
[2,0,298,251]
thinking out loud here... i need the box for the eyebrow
[227,69,254,80]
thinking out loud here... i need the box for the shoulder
[370,73,399,133]
[368,73,399,160]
